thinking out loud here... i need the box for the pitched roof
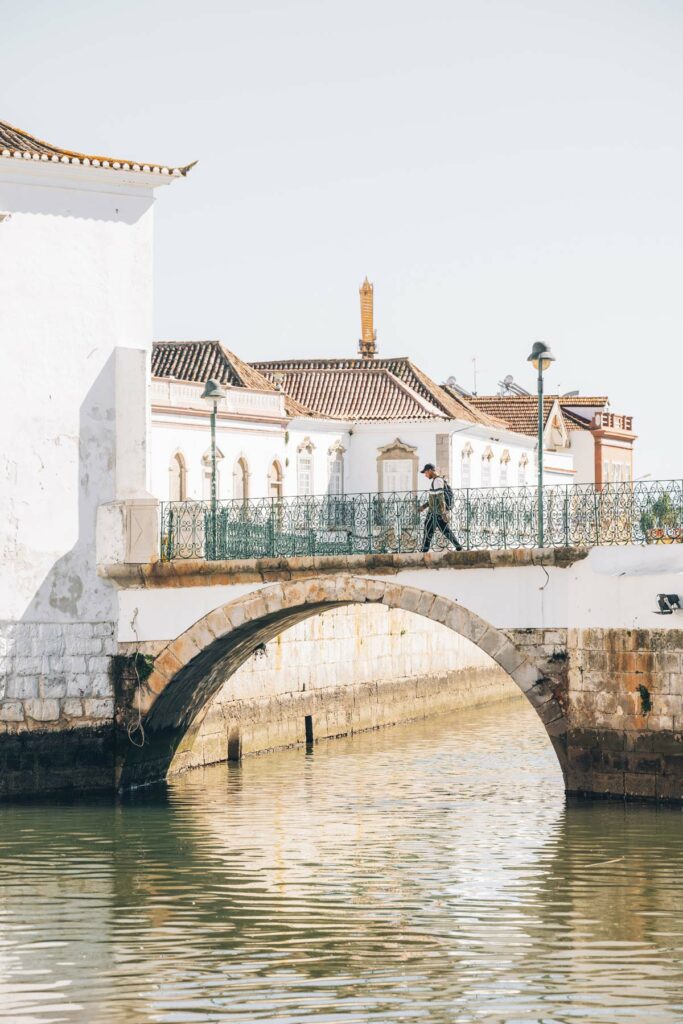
[253,366,447,421]
[466,394,609,435]
[152,341,311,418]
[0,119,194,178]
[252,357,501,425]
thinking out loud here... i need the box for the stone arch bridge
[104,546,683,801]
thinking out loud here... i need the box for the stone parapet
[100,546,587,589]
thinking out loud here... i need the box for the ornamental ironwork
[160,479,683,561]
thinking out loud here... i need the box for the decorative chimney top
[358,277,377,358]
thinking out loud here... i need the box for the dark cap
[420,463,435,473]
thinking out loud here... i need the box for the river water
[2,697,683,1023]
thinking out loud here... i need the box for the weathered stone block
[82,698,115,720]
[62,656,87,674]
[6,676,38,700]
[62,699,84,719]
[0,701,24,722]
[40,677,67,698]
[24,699,60,722]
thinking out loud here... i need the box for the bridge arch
[119,575,568,789]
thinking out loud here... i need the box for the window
[461,444,473,488]
[382,459,413,493]
[297,446,314,496]
[268,460,283,499]
[169,452,187,501]
[233,457,249,501]
[500,450,510,487]
[376,439,418,493]
[327,445,345,496]
[481,447,494,488]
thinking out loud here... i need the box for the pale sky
[5,0,683,478]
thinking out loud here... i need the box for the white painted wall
[570,431,597,485]
[0,162,172,625]
[151,411,350,502]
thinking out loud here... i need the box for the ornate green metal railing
[160,480,683,561]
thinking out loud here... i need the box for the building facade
[150,282,633,504]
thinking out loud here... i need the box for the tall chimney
[358,277,377,358]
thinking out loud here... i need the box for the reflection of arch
[121,576,567,789]
[169,451,187,501]
[268,460,283,499]
[233,457,249,501]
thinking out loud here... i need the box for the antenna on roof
[498,375,530,397]
[444,375,473,398]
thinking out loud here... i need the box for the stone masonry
[176,604,519,772]
[0,620,117,798]
[565,628,683,801]
[0,620,116,729]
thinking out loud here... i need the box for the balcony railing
[160,479,683,561]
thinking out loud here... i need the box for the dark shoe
[454,543,463,551]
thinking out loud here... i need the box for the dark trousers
[422,512,461,552]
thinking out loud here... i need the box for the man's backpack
[443,479,454,511]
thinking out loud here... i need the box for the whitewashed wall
[0,164,164,625]
[0,160,177,732]
[569,431,597,485]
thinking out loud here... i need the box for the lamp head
[527,341,556,372]
[201,378,226,403]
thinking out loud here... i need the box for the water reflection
[1,699,683,1022]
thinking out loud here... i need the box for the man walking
[419,463,462,552]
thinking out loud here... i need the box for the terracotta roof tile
[0,119,194,178]
[152,341,311,418]
[251,357,500,425]
[468,395,609,435]
[255,367,447,421]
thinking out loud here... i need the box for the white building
[150,281,586,505]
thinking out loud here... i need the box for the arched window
[233,457,249,501]
[268,460,283,500]
[481,446,494,488]
[297,439,315,496]
[327,442,345,496]
[461,443,473,488]
[169,452,187,502]
[499,449,511,487]
[518,453,529,486]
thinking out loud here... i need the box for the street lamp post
[201,378,226,557]
[527,341,556,548]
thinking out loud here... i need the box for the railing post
[564,485,570,548]
[500,490,506,549]
[465,488,471,550]
[368,493,374,557]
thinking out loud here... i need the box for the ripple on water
[1,698,683,1023]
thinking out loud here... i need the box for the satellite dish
[503,374,514,387]
[562,390,579,397]
[446,376,458,387]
